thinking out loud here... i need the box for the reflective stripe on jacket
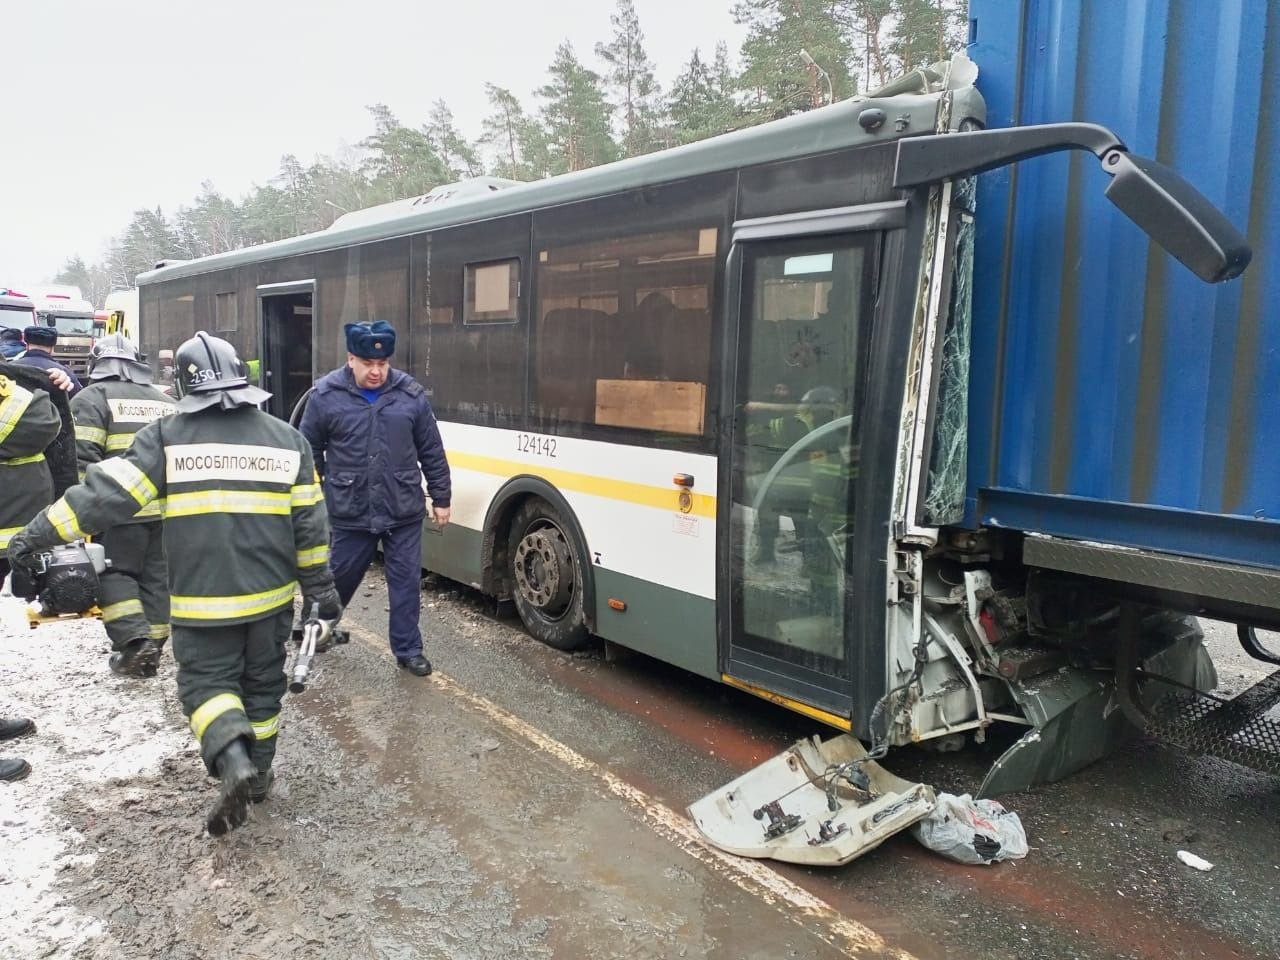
[21,405,334,626]
[72,379,175,522]
[0,373,59,557]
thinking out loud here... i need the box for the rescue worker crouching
[72,334,175,677]
[10,333,342,835]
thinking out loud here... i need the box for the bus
[136,53,1256,797]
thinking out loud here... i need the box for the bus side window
[534,225,717,437]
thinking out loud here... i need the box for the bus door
[720,208,897,721]
[257,281,314,421]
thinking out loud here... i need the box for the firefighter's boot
[248,768,275,803]
[206,739,254,836]
[110,638,162,678]
[0,757,30,781]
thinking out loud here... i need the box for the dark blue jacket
[14,349,83,396]
[300,366,451,532]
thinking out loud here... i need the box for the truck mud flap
[688,734,935,866]
[979,629,1215,798]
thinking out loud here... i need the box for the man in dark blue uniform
[16,327,82,396]
[0,328,25,359]
[300,321,451,676]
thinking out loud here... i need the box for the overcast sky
[0,0,744,291]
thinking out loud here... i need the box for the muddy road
[1,571,1276,960]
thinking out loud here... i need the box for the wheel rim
[513,519,574,620]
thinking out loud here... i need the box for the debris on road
[688,734,935,866]
[1177,850,1215,872]
[911,792,1029,865]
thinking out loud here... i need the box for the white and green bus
[136,57,1246,794]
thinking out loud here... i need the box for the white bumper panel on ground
[688,734,935,866]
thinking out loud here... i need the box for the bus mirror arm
[892,122,1252,284]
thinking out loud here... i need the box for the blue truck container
[968,0,1280,570]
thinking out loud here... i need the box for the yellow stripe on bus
[721,674,853,731]
[448,451,716,518]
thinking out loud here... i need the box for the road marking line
[345,624,914,960]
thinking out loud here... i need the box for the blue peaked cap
[345,320,396,359]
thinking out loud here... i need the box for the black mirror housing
[1102,150,1251,283]
[893,122,1252,285]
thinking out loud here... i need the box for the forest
[55,0,968,304]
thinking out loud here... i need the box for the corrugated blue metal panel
[968,0,1280,567]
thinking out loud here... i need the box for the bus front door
[722,230,878,722]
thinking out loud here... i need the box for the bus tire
[507,498,591,651]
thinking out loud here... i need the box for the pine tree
[174,182,245,259]
[109,208,182,287]
[668,44,740,145]
[359,104,450,202]
[733,0,857,120]
[425,100,483,180]
[53,256,112,306]
[480,84,556,181]
[537,42,619,173]
[852,0,894,90]
[887,0,968,75]
[52,256,92,296]
[594,0,664,156]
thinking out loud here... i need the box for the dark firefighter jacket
[72,379,176,522]
[2,361,77,497]
[20,405,334,626]
[0,367,62,557]
[300,366,451,533]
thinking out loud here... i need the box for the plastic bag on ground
[911,792,1028,865]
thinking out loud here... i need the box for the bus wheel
[508,499,591,651]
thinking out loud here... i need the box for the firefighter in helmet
[0,360,68,782]
[72,334,176,676]
[11,332,341,836]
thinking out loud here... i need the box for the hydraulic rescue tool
[11,540,111,629]
[288,602,342,693]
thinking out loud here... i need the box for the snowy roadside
[0,592,191,958]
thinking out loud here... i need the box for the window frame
[214,290,239,333]
[463,257,522,326]
[528,173,735,451]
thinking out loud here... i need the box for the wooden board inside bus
[595,379,705,434]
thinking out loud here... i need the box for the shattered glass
[923,176,976,527]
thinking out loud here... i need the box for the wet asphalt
[4,573,1277,959]
[327,571,1280,960]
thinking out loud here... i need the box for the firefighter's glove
[6,531,40,574]
[305,586,343,624]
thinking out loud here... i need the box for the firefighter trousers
[172,607,291,776]
[98,521,169,651]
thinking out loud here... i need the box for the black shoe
[248,768,274,804]
[110,639,161,678]
[0,757,30,781]
[397,654,432,677]
[0,717,34,741]
[206,740,254,837]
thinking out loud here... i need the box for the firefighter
[10,332,341,835]
[72,334,176,677]
[0,360,65,782]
